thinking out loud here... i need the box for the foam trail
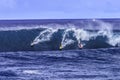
[61,28,91,48]
[61,28,76,48]
[31,28,57,46]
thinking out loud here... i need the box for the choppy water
[0,48,120,80]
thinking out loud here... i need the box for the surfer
[30,43,34,47]
[78,43,83,49]
[59,44,63,50]
[59,43,83,50]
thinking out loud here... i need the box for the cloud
[0,0,16,9]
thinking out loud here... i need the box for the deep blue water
[0,19,120,80]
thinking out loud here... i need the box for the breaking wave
[0,20,120,51]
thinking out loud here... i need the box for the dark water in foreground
[0,48,120,80]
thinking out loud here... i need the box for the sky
[0,0,120,19]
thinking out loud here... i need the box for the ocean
[0,19,120,80]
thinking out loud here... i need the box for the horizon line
[0,18,120,20]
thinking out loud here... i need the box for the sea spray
[61,28,90,48]
[61,28,76,48]
[30,21,120,49]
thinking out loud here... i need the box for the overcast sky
[0,0,120,19]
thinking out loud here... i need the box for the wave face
[0,19,120,51]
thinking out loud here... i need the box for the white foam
[61,28,76,48]
[28,21,120,48]
[0,26,41,31]
[23,70,39,74]
[60,21,120,48]
[60,28,90,48]
[0,24,75,31]
[31,28,58,46]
